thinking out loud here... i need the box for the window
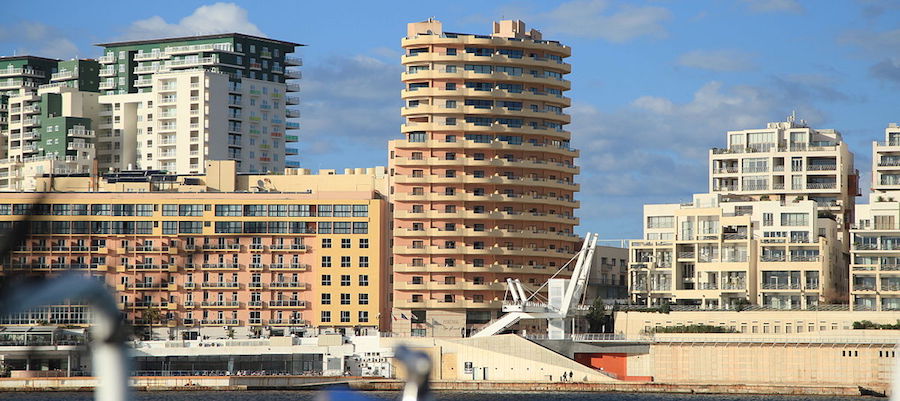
[352,205,368,217]
[321,274,331,286]
[359,275,369,286]
[321,256,332,267]
[341,293,351,305]
[763,213,773,226]
[359,239,369,248]
[408,132,426,142]
[647,216,674,228]
[322,238,332,248]
[353,222,368,234]
[341,256,351,267]
[359,294,369,305]
[359,256,369,267]
[340,311,351,323]
[781,213,809,226]
[321,311,331,323]
[334,222,351,234]
[215,205,242,216]
[341,275,351,286]
[359,311,369,323]
[341,238,351,248]
[334,205,351,217]
[321,293,331,305]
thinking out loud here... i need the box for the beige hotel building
[389,19,580,337]
[0,161,391,339]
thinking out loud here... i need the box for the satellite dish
[256,179,266,192]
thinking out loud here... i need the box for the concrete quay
[0,376,878,397]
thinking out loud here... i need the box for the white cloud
[676,49,757,72]
[839,28,900,83]
[0,22,79,59]
[296,54,402,167]
[570,81,833,237]
[840,28,900,56]
[539,0,672,43]
[740,0,804,13]
[121,2,265,40]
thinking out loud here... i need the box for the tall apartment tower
[709,116,858,250]
[94,33,301,174]
[850,123,900,311]
[0,57,102,190]
[389,19,580,337]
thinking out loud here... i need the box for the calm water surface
[0,391,871,401]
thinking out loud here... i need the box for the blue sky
[2,0,899,241]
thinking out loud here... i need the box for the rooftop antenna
[789,110,796,123]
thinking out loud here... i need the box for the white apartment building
[0,57,102,191]
[630,192,845,310]
[709,116,858,250]
[97,70,294,173]
[850,123,900,311]
[94,33,301,174]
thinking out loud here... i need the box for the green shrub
[853,320,900,330]
[650,324,738,334]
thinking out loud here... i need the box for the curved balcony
[401,52,571,73]
[400,88,571,107]
[401,35,571,56]
[393,298,504,310]
[402,70,570,91]
[401,121,570,142]
[393,174,579,191]
[394,281,507,291]
[392,156,579,174]
[393,227,581,242]
[393,244,578,258]
[389,139,578,158]
[393,262,569,275]
[392,209,578,225]
[391,192,579,209]
[401,105,571,125]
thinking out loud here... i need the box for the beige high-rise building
[850,123,900,311]
[389,19,580,337]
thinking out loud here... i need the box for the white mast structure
[472,233,599,339]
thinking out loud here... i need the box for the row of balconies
[392,138,578,157]
[392,192,578,207]
[392,209,578,224]
[394,281,506,291]
[394,155,577,171]
[712,164,837,175]
[711,143,840,155]
[393,299,502,309]
[393,244,577,257]
[393,227,581,242]
[393,263,569,274]
[0,68,46,78]
[401,121,570,140]
[400,70,570,91]
[393,174,578,190]
[400,52,570,73]
[400,85,569,103]
[400,104,571,124]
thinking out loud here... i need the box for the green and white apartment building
[0,33,301,190]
